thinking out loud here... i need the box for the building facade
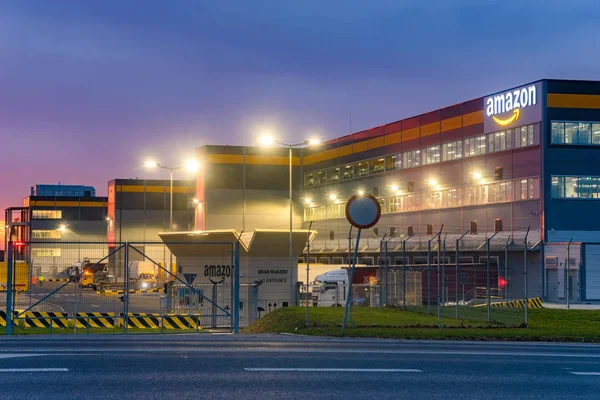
[196,79,600,304]
[4,186,108,277]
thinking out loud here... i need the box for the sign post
[341,193,381,335]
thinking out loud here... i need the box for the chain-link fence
[1,240,240,334]
[300,230,545,327]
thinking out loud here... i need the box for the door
[585,245,600,300]
[546,269,558,302]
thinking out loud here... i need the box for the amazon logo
[486,85,537,126]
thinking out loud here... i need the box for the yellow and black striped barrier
[76,312,116,328]
[162,315,198,330]
[17,312,70,328]
[1,311,200,330]
[125,313,161,329]
[490,297,543,309]
[121,313,200,330]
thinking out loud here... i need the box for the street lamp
[144,159,200,232]
[258,135,321,303]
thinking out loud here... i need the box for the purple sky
[1,1,600,212]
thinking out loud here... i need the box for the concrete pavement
[0,335,600,399]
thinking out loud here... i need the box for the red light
[498,278,506,288]
[14,242,24,247]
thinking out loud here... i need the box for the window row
[31,230,62,239]
[32,210,62,219]
[305,124,537,187]
[551,176,600,199]
[304,177,540,221]
[551,121,600,145]
[31,248,62,257]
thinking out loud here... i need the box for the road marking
[570,372,600,376]
[0,368,68,372]
[245,368,422,373]
[0,354,46,359]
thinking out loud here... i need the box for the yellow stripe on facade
[30,201,108,208]
[339,144,353,157]
[116,185,194,194]
[547,93,600,109]
[353,141,368,153]
[367,136,384,150]
[421,122,440,136]
[441,116,462,132]
[384,131,401,146]
[402,127,420,141]
[461,110,484,127]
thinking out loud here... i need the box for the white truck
[128,261,158,290]
[311,269,349,307]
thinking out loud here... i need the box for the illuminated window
[552,176,600,199]
[304,173,315,187]
[385,155,400,171]
[515,125,534,148]
[402,149,421,168]
[342,164,354,180]
[355,162,369,177]
[327,167,340,183]
[32,230,61,239]
[32,210,62,219]
[423,145,440,165]
[464,135,486,157]
[369,158,385,174]
[31,248,62,257]
[442,140,463,161]
[315,170,327,185]
[552,121,600,145]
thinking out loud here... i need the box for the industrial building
[4,184,108,277]
[194,79,600,304]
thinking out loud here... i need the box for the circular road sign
[345,193,381,229]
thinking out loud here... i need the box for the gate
[2,240,240,334]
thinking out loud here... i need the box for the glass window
[565,123,578,144]
[327,167,340,183]
[342,165,354,180]
[593,124,600,145]
[369,158,385,174]
[552,122,565,144]
[31,248,61,257]
[565,177,577,198]
[32,210,62,219]
[315,170,327,185]
[465,135,486,156]
[579,123,592,145]
[488,134,495,153]
[551,177,561,198]
[423,145,440,165]
[403,149,421,169]
[442,140,462,161]
[385,155,398,171]
[304,173,314,187]
[355,162,368,177]
[506,128,513,149]
[32,230,61,239]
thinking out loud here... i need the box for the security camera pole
[341,193,381,335]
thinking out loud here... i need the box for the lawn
[242,306,600,342]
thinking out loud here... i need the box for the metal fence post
[427,240,432,314]
[487,230,500,323]
[524,227,530,327]
[306,221,313,327]
[402,239,407,310]
[456,230,468,319]
[567,238,572,310]
[124,243,129,334]
[384,237,390,306]
[379,234,386,307]
[437,234,441,327]
[234,240,240,334]
[5,241,13,335]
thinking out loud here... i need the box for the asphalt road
[0,335,599,399]
[3,282,164,314]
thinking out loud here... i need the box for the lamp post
[258,135,320,303]
[144,159,200,232]
[145,159,200,279]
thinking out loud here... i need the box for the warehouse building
[4,184,108,277]
[194,79,600,304]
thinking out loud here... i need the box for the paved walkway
[543,302,600,310]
